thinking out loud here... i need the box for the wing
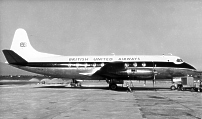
[95,62,154,79]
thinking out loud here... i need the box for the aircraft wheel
[170,85,176,90]
[109,84,117,90]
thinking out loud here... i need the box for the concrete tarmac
[0,83,201,119]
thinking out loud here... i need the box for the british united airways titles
[69,57,141,62]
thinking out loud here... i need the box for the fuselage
[2,28,197,81]
[10,55,196,80]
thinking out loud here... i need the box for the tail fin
[2,50,28,64]
[10,28,42,58]
[9,28,59,61]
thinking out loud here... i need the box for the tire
[109,84,117,90]
[170,85,176,90]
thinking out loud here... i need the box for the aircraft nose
[185,62,196,70]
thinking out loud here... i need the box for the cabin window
[67,63,71,67]
[131,69,136,72]
[125,63,129,68]
[101,63,105,67]
[133,62,137,67]
[84,63,88,68]
[93,63,96,67]
[76,63,79,68]
[142,62,146,67]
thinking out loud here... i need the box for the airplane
[2,28,197,90]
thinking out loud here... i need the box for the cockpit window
[177,59,183,62]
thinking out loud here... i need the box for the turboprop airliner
[2,28,197,90]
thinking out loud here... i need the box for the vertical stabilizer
[11,28,39,55]
[10,28,59,61]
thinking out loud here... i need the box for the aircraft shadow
[34,86,109,90]
[34,85,170,92]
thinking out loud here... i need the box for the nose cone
[183,62,196,70]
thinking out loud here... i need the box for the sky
[0,0,202,75]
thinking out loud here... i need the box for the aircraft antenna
[111,53,115,56]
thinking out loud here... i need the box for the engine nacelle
[97,62,156,79]
[117,68,154,76]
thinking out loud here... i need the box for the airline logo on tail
[20,42,27,47]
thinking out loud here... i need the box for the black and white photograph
[0,0,202,119]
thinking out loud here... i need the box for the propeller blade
[153,74,155,87]
[153,63,156,87]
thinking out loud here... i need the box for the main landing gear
[70,79,81,87]
[106,79,123,90]
[109,83,118,90]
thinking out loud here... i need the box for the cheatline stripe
[10,61,196,70]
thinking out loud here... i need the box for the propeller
[153,72,156,87]
[153,63,157,87]
[144,80,146,86]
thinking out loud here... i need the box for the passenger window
[125,63,129,68]
[84,63,88,68]
[67,63,71,67]
[76,63,79,68]
[93,63,96,67]
[101,63,104,67]
[133,62,137,67]
[142,62,146,67]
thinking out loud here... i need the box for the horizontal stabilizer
[2,50,28,64]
